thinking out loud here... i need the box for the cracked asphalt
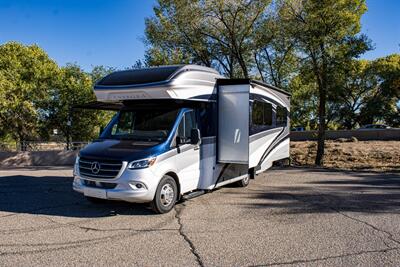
[1,167,400,266]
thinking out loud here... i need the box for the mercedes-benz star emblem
[91,162,101,174]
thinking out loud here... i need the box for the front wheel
[151,175,178,214]
[236,174,250,187]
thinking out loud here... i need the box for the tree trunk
[19,140,25,152]
[315,88,326,166]
[315,44,328,166]
[18,135,25,152]
[254,52,265,82]
[238,56,248,78]
[66,125,71,150]
[66,134,70,150]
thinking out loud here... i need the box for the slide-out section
[215,79,250,184]
[217,80,250,164]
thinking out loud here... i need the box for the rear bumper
[72,165,160,203]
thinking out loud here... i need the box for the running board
[182,190,205,200]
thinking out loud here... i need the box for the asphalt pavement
[0,167,399,266]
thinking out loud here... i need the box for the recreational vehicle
[72,65,290,213]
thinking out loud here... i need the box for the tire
[85,196,106,204]
[151,175,178,214]
[236,174,250,187]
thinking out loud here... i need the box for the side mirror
[175,136,183,147]
[190,129,201,145]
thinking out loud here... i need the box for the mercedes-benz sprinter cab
[74,102,205,213]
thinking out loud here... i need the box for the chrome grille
[79,157,123,179]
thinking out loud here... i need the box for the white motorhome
[72,65,290,213]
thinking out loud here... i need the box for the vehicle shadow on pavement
[0,175,156,218]
[248,169,400,214]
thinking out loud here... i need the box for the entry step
[182,190,205,200]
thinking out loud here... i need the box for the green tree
[253,11,299,88]
[359,54,400,127]
[280,0,371,165]
[289,68,318,129]
[144,0,272,78]
[331,60,375,129]
[144,0,209,66]
[41,64,105,146]
[0,42,59,148]
[328,54,400,129]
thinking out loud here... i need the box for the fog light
[129,182,147,190]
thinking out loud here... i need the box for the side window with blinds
[251,100,273,134]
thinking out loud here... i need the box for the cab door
[174,110,201,193]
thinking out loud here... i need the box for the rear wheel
[236,174,250,187]
[151,175,178,214]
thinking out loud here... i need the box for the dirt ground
[291,140,400,171]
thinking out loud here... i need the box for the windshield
[101,108,180,142]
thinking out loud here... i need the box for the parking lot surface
[0,167,400,266]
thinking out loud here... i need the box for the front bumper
[72,164,160,203]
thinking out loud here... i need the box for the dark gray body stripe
[249,127,282,143]
[200,128,282,145]
[258,127,289,166]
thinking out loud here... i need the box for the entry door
[175,110,200,193]
[217,83,250,164]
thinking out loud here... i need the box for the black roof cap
[96,65,183,87]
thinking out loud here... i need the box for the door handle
[194,146,200,150]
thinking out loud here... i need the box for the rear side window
[252,101,272,126]
[251,100,274,135]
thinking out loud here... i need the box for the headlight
[127,157,156,170]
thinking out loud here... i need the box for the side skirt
[206,174,247,190]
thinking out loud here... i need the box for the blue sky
[0,0,399,71]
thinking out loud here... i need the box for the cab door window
[177,110,196,143]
